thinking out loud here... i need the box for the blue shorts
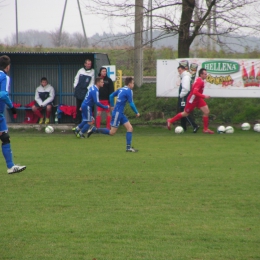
[110,111,128,128]
[81,104,93,122]
[0,116,8,132]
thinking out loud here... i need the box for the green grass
[1,126,260,260]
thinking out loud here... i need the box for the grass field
[0,126,259,260]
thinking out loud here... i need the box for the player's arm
[129,102,139,116]
[42,86,55,106]
[0,91,13,108]
[192,80,206,98]
[73,69,80,88]
[128,90,139,116]
[109,89,119,107]
[34,87,43,106]
[0,91,17,115]
[94,91,109,110]
[89,70,95,88]
[0,76,16,112]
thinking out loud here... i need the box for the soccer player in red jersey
[167,68,214,134]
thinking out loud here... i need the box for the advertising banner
[156,58,260,98]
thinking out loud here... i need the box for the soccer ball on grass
[241,122,250,130]
[45,125,54,134]
[225,126,234,134]
[217,125,226,134]
[253,123,260,132]
[175,126,184,134]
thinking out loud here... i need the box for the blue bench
[8,107,32,123]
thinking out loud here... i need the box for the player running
[73,77,109,138]
[87,77,140,152]
[167,68,214,134]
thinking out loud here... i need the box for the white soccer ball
[45,125,54,134]
[225,126,234,134]
[253,123,260,132]
[217,125,226,134]
[241,122,251,130]
[175,126,184,134]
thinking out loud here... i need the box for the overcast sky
[0,0,122,40]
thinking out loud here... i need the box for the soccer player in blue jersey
[87,77,140,152]
[0,55,26,174]
[73,77,109,138]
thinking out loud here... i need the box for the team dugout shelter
[0,52,110,123]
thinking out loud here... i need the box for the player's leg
[74,105,91,138]
[87,109,118,138]
[32,104,43,124]
[186,114,200,133]
[106,111,111,130]
[199,101,214,134]
[45,104,52,124]
[122,116,138,152]
[179,106,187,131]
[75,98,83,124]
[87,125,111,137]
[96,108,102,128]
[0,131,26,174]
[167,111,189,130]
[101,100,111,130]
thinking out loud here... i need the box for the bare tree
[49,29,73,47]
[72,32,88,48]
[83,0,260,57]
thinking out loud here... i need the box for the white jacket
[73,68,95,90]
[35,84,55,107]
[179,70,191,98]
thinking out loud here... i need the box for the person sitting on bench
[32,77,55,124]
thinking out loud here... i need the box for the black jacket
[99,76,114,102]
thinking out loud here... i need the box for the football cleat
[203,129,214,134]
[167,119,171,130]
[45,118,50,124]
[38,118,44,124]
[7,165,26,174]
[126,147,139,152]
[87,125,95,138]
[193,125,200,133]
[76,133,85,138]
[72,127,80,136]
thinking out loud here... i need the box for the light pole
[15,0,18,45]
[134,0,143,87]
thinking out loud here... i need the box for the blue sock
[97,128,110,135]
[2,143,14,168]
[81,123,91,134]
[78,121,86,129]
[126,132,132,149]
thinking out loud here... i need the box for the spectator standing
[96,67,114,129]
[0,55,26,174]
[32,77,55,124]
[167,68,214,134]
[73,59,95,124]
[177,65,199,133]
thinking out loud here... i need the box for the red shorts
[184,98,207,113]
[97,100,110,112]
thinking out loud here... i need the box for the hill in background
[1,29,260,53]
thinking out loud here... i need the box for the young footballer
[73,77,109,138]
[0,55,26,174]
